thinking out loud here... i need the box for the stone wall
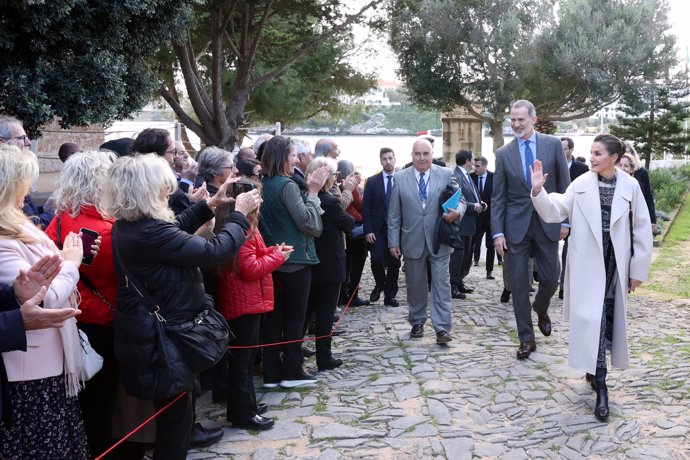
[34,120,107,173]
[441,107,483,165]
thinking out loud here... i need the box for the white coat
[531,169,653,374]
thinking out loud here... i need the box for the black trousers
[344,236,368,297]
[472,225,497,273]
[77,323,118,459]
[307,282,341,364]
[370,252,401,300]
[262,267,311,383]
[449,235,473,289]
[227,314,260,424]
[152,392,192,460]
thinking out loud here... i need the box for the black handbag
[111,229,233,373]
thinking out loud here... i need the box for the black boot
[585,373,596,391]
[594,367,609,422]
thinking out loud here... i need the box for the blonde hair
[306,156,337,192]
[623,141,642,170]
[621,152,638,172]
[53,150,115,218]
[0,145,39,242]
[102,153,177,222]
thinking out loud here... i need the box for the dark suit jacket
[569,160,589,181]
[634,168,657,224]
[491,133,570,243]
[470,171,494,230]
[362,172,392,261]
[453,166,480,237]
[1,284,27,426]
[312,191,355,285]
[168,188,192,215]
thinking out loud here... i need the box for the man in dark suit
[362,148,400,307]
[388,139,461,344]
[448,149,484,299]
[470,156,498,279]
[492,99,571,360]
[558,137,589,299]
[291,139,313,190]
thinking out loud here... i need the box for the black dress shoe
[351,296,370,307]
[384,298,400,307]
[317,357,343,371]
[370,286,382,302]
[190,423,224,448]
[436,331,452,344]
[451,289,466,299]
[257,403,268,415]
[500,289,511,303]
[458,286,474,294]
[533,307,552,336]
[486,272,495,280]
[233,415,275,431]
[516,340,536,360]
[410,324,424,338]
[302,347,316,358]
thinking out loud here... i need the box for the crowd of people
[0,98,655,459]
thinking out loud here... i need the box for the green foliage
[374,105,440,132]
[610,73,690,168]
[0,0,191,137]
[650,165,690,213]
[388,0,677,147]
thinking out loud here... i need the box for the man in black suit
[449,149,485,299]
[558,137,589,299]
[469,156,497,279]
[362,148,400,307]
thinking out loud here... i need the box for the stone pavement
[192,262,690,459]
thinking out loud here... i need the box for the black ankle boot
[594,367,609,422]
[585,373,596,391]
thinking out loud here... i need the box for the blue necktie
[524,140,534,187]
[385,175,392,206]
[418,172,427,202]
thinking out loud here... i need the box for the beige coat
[532,169,652,373]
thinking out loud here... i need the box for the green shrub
[650,166,690,213]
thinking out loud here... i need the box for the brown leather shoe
[536,312,552,336]
[517,340,536,360]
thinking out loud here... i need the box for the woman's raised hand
[530,159,548,196]
[61,232,84,266]
[235,189,262,216]
[307,166,330,195]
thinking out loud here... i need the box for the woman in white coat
[529,134,652,422]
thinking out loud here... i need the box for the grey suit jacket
[388,164,455,258]
[491,133,570,243]
[453,166,480,237]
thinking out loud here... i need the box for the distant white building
[341,80,402,107]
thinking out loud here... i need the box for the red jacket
[345,186,363,222]
[45,206,116,326]
[216,231,285,320]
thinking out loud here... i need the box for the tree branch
[159,85,205,139]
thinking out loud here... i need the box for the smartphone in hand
[79,228,99,266]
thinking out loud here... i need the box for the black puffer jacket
[112,201,249,400]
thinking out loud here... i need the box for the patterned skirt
[596,230,618,369]
[0,375,89,460]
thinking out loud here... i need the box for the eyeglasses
[1,135,29,143]
[165,148,178,155]
[251,172,263,178]
[221,165,235,170]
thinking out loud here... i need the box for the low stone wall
[34,120,107,173]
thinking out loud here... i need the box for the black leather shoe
[486,272,495,280]
[516,340,536,360]
[451,289,466,299]
[500,289,511,303]
[410,324,424,338]
[558,289,564,300]
[594,368,609,422]
[533,306,552,336]
[384,298,400,307]
[459,286,474,294]
[190,423,224,448]
[233,415,275,431]
[370,286,382,302]
[351,296,370,307]
[302,347,316,358]
[317,357,343,371]
[436,331,452,344]
[257,403,268,415]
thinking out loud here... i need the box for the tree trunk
[489,119,505,150]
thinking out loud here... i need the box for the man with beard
[362,148,401,307]
[491,100,570,360]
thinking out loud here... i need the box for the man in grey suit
[449,149,485,299]
[388,139,460,344]
[492,99,571,360]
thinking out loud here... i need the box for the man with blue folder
[449,149,485,299]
